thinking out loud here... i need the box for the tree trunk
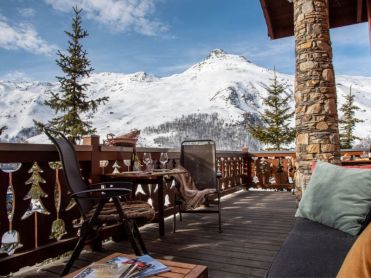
[294,0,340,199]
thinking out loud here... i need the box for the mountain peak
[128,71,158,82]
[207,49,226,59]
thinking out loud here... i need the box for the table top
[64,252,208,278]
[103,168,187,180]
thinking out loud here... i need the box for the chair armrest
[70,188,131,200]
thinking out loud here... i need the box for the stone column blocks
[294,0,340,199]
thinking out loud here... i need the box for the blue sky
[0,0,370,81]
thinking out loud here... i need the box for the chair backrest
[181,140,217,190]
[44,128,92,215]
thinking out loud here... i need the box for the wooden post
[242,150,252,190]
[368,0,371,48]
[83,135,101,184]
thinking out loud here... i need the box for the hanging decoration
[49,162,67,240]
[22,162,50,249]
[112,160,121,174]
[22,162,50,219]
[0,163,23,255]
[252,157,259,184]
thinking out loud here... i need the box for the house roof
[260,0,369,39]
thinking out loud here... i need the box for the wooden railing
[249,151,296,190]
[0,138,250,275]
[248,149,370,190]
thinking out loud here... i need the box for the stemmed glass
[99,160,108,174]
[159,152,168,169]
[123,159,131,171]
[143,153,153,172]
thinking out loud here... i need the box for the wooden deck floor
[16,191,297,278]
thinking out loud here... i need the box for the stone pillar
[294,0,340,199]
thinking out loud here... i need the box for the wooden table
[65,252,208,278]
[103,169,187,237]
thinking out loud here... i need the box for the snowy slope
[0,49,370,149]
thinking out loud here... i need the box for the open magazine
[73,254,169,278]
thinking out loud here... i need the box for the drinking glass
[159,152,168,169]
[99,160,108,174]
[143,153,153,171]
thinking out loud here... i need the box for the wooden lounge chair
[44,128,155,276]
[173,140,222,233]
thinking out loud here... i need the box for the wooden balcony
[0,138,369,276]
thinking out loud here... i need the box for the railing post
[242,148,251,190]
[83,135,101,184]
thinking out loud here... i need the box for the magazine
[107,255,170,278]
[73,262,129,278]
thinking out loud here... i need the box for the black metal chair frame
[173,139,222,233]
[44,128,148,276]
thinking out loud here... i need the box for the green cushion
[295,161,371,236]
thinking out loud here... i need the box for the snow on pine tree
[247,71,295,150]
[44,7,108,143]
[339,86,364,149]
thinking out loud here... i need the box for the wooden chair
[173,140,222,233]
[44,128,155,276]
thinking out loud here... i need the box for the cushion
[266,217,356,278]
[88,201,155,222]
[337,223,371,278]
[296,161,371,236]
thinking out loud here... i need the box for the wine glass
[123,159,131,171]
[159,152,168,169]
[99,160,108,174]
[143,153,153,172]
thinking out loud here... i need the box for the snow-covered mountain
[0,49,370,150]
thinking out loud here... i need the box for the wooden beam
[326,0,330,27]
[357,0,363,22]
[368,0,371,48]
[260,0,275,39]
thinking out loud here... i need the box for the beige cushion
[87,201,155,222]
[337,223,371,278]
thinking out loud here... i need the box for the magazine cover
[135,255,169,277]
[107,255,169,278]
[73,262,128,278]
[108,256,150,277]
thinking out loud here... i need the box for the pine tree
[44,6,108,143]
[247,71,295,150]
[339,86,364,149]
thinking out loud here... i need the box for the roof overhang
[260,0,370,39]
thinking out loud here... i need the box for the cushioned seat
[266,217,356,278]
[88,201,155,223]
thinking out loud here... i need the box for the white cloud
[0,71,33,81]
[18,8,36,17]
[158,62,194,75]
[331,23,369,47]
[0,16,57,55]
[232,37,295,74]
[45,0,168,36]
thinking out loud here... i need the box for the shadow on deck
[17,191,297,278]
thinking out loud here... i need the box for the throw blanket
[174,171,215,210]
